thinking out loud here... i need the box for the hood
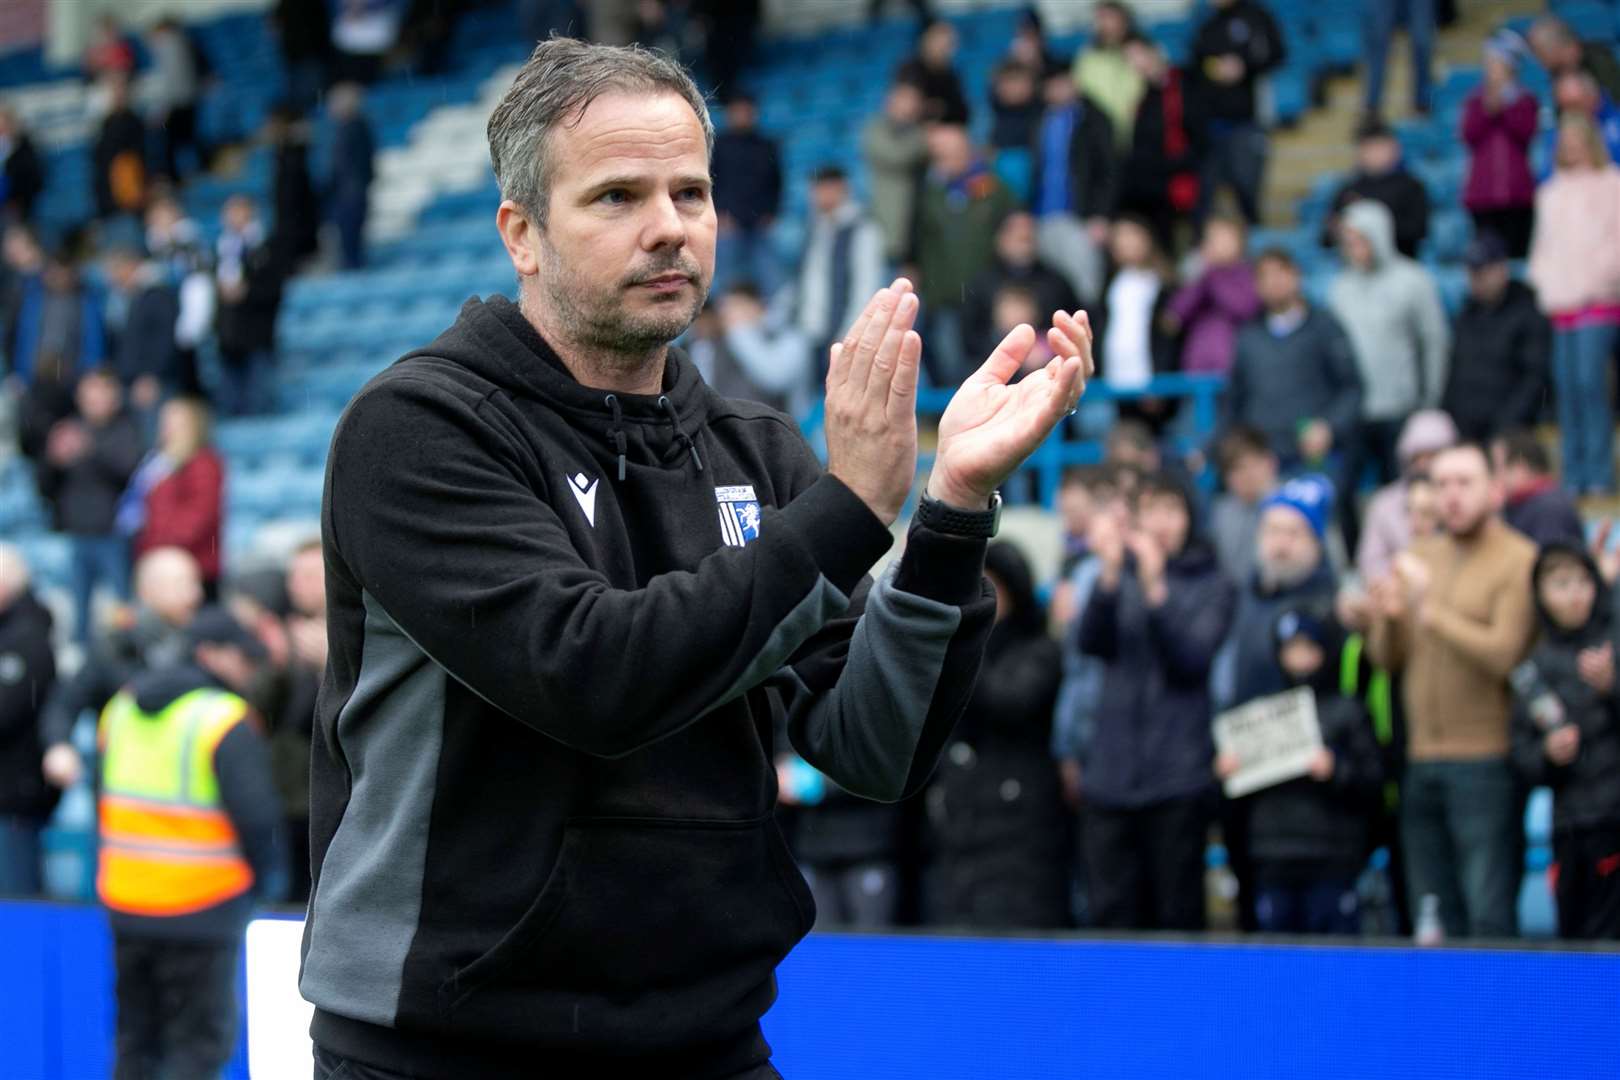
[985,541,1043,641]
[1341,199,1397,269]
[1397,409,1459,468]
[1531,542,1612,643]
[1273,601,1346,693]
[414,296,711,482]
[130,662,222,715]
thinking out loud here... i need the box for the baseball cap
[186,606,268,662]
[1464,230,1508,269]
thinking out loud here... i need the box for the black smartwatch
[915,490,1002,538]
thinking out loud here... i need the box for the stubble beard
[537,238,708,369]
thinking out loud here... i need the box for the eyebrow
[584,173,712,193]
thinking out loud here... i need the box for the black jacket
[1504,483,1585,551]
[92,107,146,218]
[2,133,44,221]
[330,115,375,205]
[1323,169,1431,259]
[1511,546,1620,833]
[1030,98,1118,222]
[896,56,971,126]
[1121,70,1206,218]
[1079,540,1236,808]
[273,136,321,262]
[0,592,57,820]
[1190,0,1286,125]
[1441,279,1550,442]
[301,296,995,1076]
[215,238,284,358]
[711,129,782,229]
[961,257,1080,359]
[36,410,144,535]
[111,281,183,386]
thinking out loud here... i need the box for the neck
[1268,300,1303,318]
[521,293,667,396]
[1450,515,1493,547]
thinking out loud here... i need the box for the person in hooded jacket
[927,540,1068,929]
[1219,605,1383,934]
[1440,231,1549,444]
[0,545,57,896]
[1511,543,1620,940]
[1079,471,1235,930]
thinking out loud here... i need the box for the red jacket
[134,448,224,581]
[1461,88,1537,212]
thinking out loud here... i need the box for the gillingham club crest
[715,485,762,547]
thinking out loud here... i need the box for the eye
[676,186,707,203]
[597,189,629,206]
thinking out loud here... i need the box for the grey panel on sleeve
[698,573,850,719]
[299,591,445,1026]
[790,563,961,801]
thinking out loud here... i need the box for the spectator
[1404,472,1440,544]
[1030,68,1116,305]
[215,196,285,417]
[1528,114,1620,496]
[1537,72,1620,176]
[1322,120,1431,259]
[83,15,137,86]
[99,606,284,1080]
[1461,31,1539,258]
[39,547,205,791]
[1164,216,1259,377]
[1225,248,1362,472]
[710,93,782,296]
[124,398,225,595]
[1510,543,1620,940]
[1210,425,1280,585]
[102,245,182,409]
[1330,200,1450,521]
[929,541,1068,929]
[1073,2,1145,153]
[37,369,144,645]
[795,165,886,363]
[143,196,213,398]
[708,284,812,413]
[268,105,321,267]
[778,761,902,929]
[1361,0,1435,118]
[1080,472,1235,930]
[897,19,970,126]
[0,545,56,896]
[1189,0,1285,224]
[989,61,1042,153]
[1528,14,1620,106]
[144,18,203,182]
[278,541,326,904]
[1441,230,1550,443]
[1095,215,1178,433]
[1368,443,1537,939]
[271,0,334,114]
[331,0,402,84]
[0,107,44,223]
[1006,7,1063,80]
[1355,409,1457,584]
[962,210,1077,363]
[1493,431,1584,551]
[861,79,929,265]
[92,74,148,220]
[1118,36,1204,249]
[1050,465,1104,628]
[914,123,1016,386]
[5,247,105,389]
[1104,419,1165,478]
[1217,606,1383,934]
[327,83,376,271]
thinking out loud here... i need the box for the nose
[640,190,687,254]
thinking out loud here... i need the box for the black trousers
[1083,795,1210,931]
[313,1045,785,1079]
[1555,825,1620,941]
[113,934,240,1080]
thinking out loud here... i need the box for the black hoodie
[301,296,995,1077]
[0,591,57,820]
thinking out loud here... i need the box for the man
[35,369,144,646]
[5,248,105,391]
[860,79,929,265]
[1440,231,1549,443]
[962,210,1078,362]
[1225,248,1362,474]
[268,104,321,266]
[705,283,813,414]
[1537,71,1620,175]
[794,165,886,365]
[1029,67,1116,305]
[915,122,1018,386]
[302,39,1089,1079]
[1322,119,1431,259]
[0,545,56,895]
[92,73,147,219]
[1528,14,1620,106]
[710,92,782,296]
[1073,1,1144,152]
[1189,0,1285,224]
[214,195,284,416]
[1119,35,1204,248]
[1209,424,1279,585]
[100,606,284,1080]
[897,19,970,125]
[327,83,375,270]
[1493,431,1584,551]
[1367,443,1538,938]
[0,106,44,223]
[144,18,202,182]
[1362,0,1436,118]
[103,245,183,406]
[40,548,204,791]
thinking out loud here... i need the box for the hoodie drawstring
[604,393,628,482]
[658,395,704,473]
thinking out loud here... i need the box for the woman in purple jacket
[1462,31,1539,257]
[1164,216,1260,376]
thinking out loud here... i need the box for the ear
[496,199,541,278]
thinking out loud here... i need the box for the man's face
[1469,261,1509,303]
[1057,481,1094,539]
[995,212,1036,266]
[507,91,714,360]
[1340,226,1374,271]
[921,23,957,65]
[810,177,847,217]
[1257,507,1321,587]
[1138,492,1189,557]
[76,374,121,424]
[1540,560,1597,632]
[1094,6,1128,46]
[927,124,972,177]
[1432,446,1497,537]
[1255,259,1300,311]
[1554,73,1597,115]
[886,82,923,124]
[1356,136,1399,176]
[724,99,757,133]
[1224,449,1277,505]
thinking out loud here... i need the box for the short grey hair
[487,38,714,227]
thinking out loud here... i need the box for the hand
[42,743,83,789]
[1090,508,1127,588]
[1297,419,1332,461]
[1127,530,1168,605]
[131,374,161,411]
[825,279,923,525]
[775,756,800,806]
[1370,574,1406,621]
[288,614,328,669]
[1059,759,1083,809]
[1591,520,1620,587]
[45,420,88,466]
[1578,643,1615,695]
[1336,586,1373,633]
[1308,747,1336,782]
[1393,551,1431,608]
[1545,724,1581,766]
[929,309,1093,511]
[1215,54,1246,84]
[1214,752,1242,781]
[1084,217,1110,246]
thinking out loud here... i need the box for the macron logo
[568,471,598,526]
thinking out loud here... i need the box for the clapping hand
[1578,643,1615,695]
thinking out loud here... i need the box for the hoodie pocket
[439,812,813,1028]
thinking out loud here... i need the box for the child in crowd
[1097,215,1178,433]
[1218,606,1385,934]
[1510,544,1620,940]
[1164,216,1259,376]
[1209,425,1280,585]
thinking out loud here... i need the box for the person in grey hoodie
[1329,200,1451,530]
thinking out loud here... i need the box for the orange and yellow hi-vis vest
[97,687,256,917]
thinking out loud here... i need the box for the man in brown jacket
[1368,443,1537,938]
